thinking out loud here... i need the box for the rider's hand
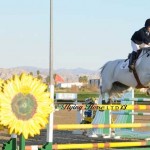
[139,43,145,48]
[139,43,150,48]
[144,44,150,48]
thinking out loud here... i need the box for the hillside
[0,66,99,82]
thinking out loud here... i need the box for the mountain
[14,66,49,75]
[0,68,27,79]
[56,67,95,74]
[0,66,99,82]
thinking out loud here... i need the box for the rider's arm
[143,44,150,47]
[139,43,150,48]
[131,31,143,45]
[131,29,150,50]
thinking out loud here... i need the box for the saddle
[127,50,142,61]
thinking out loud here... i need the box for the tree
[46,75,50,84]
[45,74,56,85]
[29,72,33,76]
[37,75,43,80]
[79,76,88,83]
[37,70,40,76]
[36,70,43,81]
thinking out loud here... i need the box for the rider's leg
[129,51,137,71]
[128,41,139,72]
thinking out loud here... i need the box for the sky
[0,0,150,70]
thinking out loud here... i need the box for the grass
[134,89,150,98]
[77,93,99,101]
[135,93,150,98]
[78,91,150,101]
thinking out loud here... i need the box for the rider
[129,19,150,72]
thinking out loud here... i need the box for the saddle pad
[120,60,129,69]
[120,55,142,70]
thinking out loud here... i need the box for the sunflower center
[11,93,37,120]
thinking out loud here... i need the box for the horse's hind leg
[100,81,113,103]
[98,81,112,137]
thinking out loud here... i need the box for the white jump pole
[72,102,84,135]
[44,0,54,149]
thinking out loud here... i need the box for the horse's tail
[99,62,110,95]
[99,61,110,77]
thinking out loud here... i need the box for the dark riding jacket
[131,27,150,45]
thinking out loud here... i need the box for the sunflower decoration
[0,78,3,84]
[0,78,4,89]
[0,78,4,130]
[0,73,53,139]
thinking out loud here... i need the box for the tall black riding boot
[128,51,137,72]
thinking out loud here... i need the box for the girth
[133,69,148,88]
[133,50,148,89]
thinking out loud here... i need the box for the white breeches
[131,41,150,52]
[131,41,140,52]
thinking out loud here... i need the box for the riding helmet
[145,19,150,28]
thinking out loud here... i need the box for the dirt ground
[1,109,150,150]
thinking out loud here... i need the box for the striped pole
[113,98,150,102]
[53,123,150,130]
[24,145,40,150]
[24,141,150,150]
[111,112,150,116]
[52,141,150,149]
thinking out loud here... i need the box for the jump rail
[53,123,150,130]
